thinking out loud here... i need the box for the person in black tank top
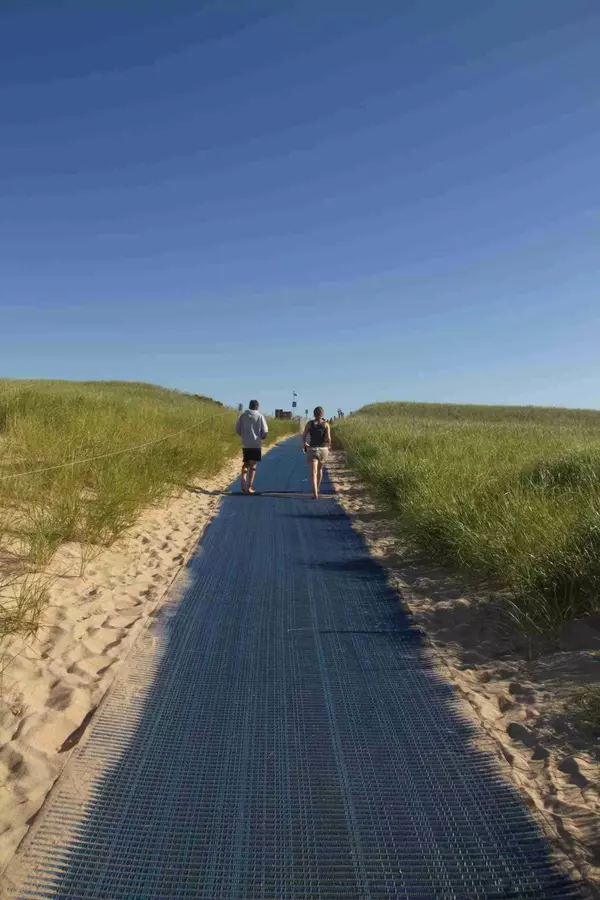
[302,406,332,499]
[308,419,327,448]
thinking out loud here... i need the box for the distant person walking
[302,406,331,499]
[235,400,268,494]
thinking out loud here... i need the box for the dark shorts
[242,448,262,465]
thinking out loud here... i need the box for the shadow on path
[12,440,584,899]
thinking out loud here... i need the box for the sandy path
[0,448,277,877]
[328,452,600,897]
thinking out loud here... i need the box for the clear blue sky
[1,1,599,415]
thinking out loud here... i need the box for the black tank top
[309,420,327,448]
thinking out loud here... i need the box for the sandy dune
[0,454,248,876]
[328,452,600,897]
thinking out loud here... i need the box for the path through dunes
[6,439,581,899]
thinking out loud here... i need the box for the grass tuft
[569,685,600,733]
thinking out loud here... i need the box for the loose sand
[328,452,600,897]
[0,450,266,877]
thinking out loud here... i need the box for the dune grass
[570,685,600,733]
[335,402,600,634]
[0,380,295,643]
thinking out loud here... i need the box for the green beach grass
[0,380,295,643]
[334,401,600,635]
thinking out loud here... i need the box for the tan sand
[328,452,600,897]
[0,448,277,878]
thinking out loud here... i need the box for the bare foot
[248,488,256,495]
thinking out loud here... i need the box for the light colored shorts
[307,447,329,464]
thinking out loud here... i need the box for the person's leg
[317,460,325,492]
[241,458,249,493]
[247,462,258,494]
[310,457,319,498]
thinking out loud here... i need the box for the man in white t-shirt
[235,399,268,494]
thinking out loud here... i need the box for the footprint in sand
[106,613,140,631]
[508,681,537,703]
[112,604,144,617]
[81,629,126,656]
[506,722,550,767]
[63,645,87,671]
[0,746,29,781]
[507,721,537,747]
[558,756,591,791]
[40,626,73,659]
[68,656,115,681]
[497,694,516,713]
[73,612,112,640]
[46,683,73,712]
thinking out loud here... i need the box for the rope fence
[0,418,214,482]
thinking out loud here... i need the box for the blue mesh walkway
[11,439,580,899]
